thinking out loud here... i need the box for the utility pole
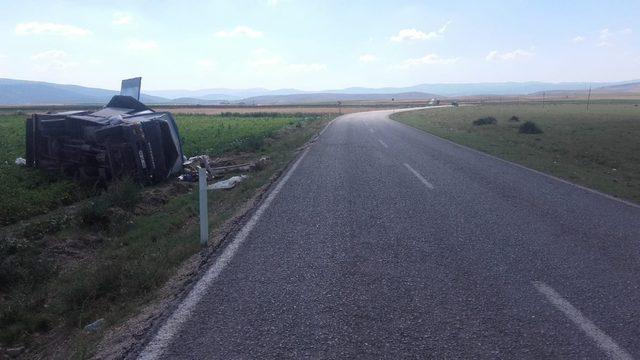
[586,86,592,112]
[542,92,546,108]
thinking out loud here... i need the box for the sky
[0,0,638,91]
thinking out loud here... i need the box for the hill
[242,92,438,105]
[0,78,167,105]
[2,78,640,106]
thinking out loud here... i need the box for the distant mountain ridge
[241,92,439,105]
[148,81,639,100]
[1,78,639,106]
[0,78,166,105]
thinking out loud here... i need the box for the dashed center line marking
[533,281,633,360]
[378,139,388,148]
[403,163,434,189]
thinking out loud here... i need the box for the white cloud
[599,28,612,40]
[390,21,450,42]
[15,21,91,37]
[597,28,612,47]
[572,35,586,43]
[485,49,533,61]
[113,12,133,25]
[358,54,378,63]
[215,26,263,38]
[248,49,325,73]
[597,27,633,47]
[30,50,78,71]
[127,38,158,50]
[395,54,459,69]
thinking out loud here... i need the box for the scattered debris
[210,156,270,175]
[84,318,105,333]
[182,155,213,181]
[180,155,270,183]
[5,346,25,357]
[208,175,248,190]
[178,173,197,182]
[14,157,26,166]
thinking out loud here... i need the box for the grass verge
[0,114,309,226]
[391,103,640,203]
[0,113,331,358]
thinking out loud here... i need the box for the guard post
[198,167,208,246]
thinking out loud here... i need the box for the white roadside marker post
[198,167,208,246]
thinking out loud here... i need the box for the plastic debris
[84,318,105,332]
[178,173,197,182]
[208,175,248,190]
[14,157,26,166]
[179,155,270,182]
[5,346,25,357]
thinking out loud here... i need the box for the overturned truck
[26,78,184,184]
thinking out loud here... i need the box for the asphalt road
[140,108,640,359]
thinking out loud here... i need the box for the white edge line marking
[378,139,389,148]
[318,118,334,136]
[138,147,311,360]
[403,163,434,189]
[388,112,640,210]
[533,281,633,360]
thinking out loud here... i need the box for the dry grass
[393,102,640,203]
[154,104,418,115]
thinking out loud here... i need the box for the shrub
[472,116,497,126]
[77,179,141,227]
[105,178,142,210]
[509,115,520,122]
[77,197,111,227]
[519,121,543,134]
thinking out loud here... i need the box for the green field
[0,112,330,356]
[0,114,307,226]
[392,103,640,203]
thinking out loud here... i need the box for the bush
[77,197,111,227]
[472,116,497,126]
[509,115,520,122]
[105,179,142,210]
[77,179,141,227]
[519,121,543,134]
